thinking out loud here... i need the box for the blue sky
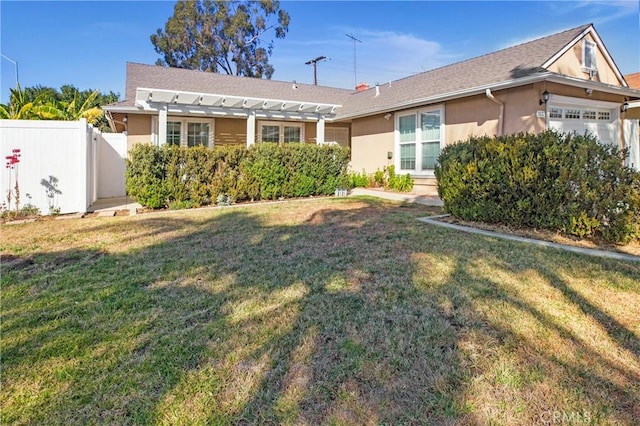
[1,1,638,103]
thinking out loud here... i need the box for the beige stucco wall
[126,114,152,151]
[547,33,623,86]
[215,118,246,146]
[444,85,546,145]
[350,113,394,172]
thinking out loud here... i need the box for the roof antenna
[346,34,362,89]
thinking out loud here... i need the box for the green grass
[2,197,639,424]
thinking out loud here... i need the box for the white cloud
[271,27,454,88]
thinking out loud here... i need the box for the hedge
[434,131,640,243]
[126,143,350,209]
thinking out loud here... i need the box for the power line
[345,34,362,89]
[304,55,326,85]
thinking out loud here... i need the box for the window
[564,109,581,119]
[258,121,304,143]
[152,117,214,147]
[597,111,611,121]
[549,108,563,119]
[396,106,444,175]
[166,121,181,146]
[582,110,596,120]
[187,122,210,147]
[583,40,596,71]
[324,127,350,147]
[421,111,441,170]
[283,126,301,143]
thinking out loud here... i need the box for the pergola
[134,88,342,146]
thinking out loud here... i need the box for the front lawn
[2,197,639,424]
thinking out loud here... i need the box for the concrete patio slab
[88,197,141,213]
[97,211,116,217]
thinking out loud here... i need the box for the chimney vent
[356,82,369,92]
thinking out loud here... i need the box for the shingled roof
[109,24,607,119]
[120,62,352,108]
[337,24,592,118]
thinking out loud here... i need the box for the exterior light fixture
[539,90,550,105]
[384,113,392,120]
[621,102,629,113]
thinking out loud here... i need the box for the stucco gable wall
[546,33,623,86]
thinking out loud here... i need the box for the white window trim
[152,116,215,148]
[582,39,597,72]
[257,120,305,143]
[394,105,445,176]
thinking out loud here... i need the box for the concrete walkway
[87,196,141,213]
[418,215,640,263]
[349,188,444,207]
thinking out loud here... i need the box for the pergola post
[246,110,256,147]
[316,115,325,145]
[158,104,168,146]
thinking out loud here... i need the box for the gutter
[485,89,504,136]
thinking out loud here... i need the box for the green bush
[126,142,350,208]
[347,170,370,188]
[386,165,414,192]
[435,130,640,243]
[345,165,414,193]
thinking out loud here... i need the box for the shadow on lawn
[2,199,639,424]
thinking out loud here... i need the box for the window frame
[257,121,305,143]
[394,105,445,176]
[582,39,597,71]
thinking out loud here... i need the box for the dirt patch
[436,215,640,257]
[1,253,35,271]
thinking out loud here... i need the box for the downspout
[485,88,504,136]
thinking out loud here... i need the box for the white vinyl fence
[0,119,127,215]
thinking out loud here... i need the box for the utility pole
[305,55,326,86]
[345,34,362,89]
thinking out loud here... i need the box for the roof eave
[546,74,640,97]
[336,73,554,120]
[336,73,640,121]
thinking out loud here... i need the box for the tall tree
[151,0,290,79]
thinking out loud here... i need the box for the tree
[2,84,119,132]
[0,85,37,120]
[151,0,290,79]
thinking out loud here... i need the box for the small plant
[216,194,234,206]
[168,200,196,210]
[5,148,21,216]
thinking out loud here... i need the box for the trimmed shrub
[126,142,350,208]
[125,144,169,209]
[435,130,640,243]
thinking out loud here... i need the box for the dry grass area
[1,197,639,424]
